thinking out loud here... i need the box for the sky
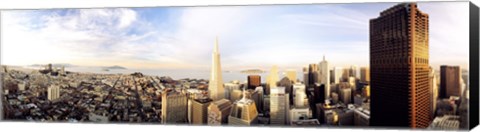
[0,2,470,71]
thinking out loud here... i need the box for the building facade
[192,98,212,125]
[370,3,431,128]
[318,56,330,100]
[162,91,188,124]
[247,75,261,89]
[270,87,290,125]
[208,37,225,101]
[47,85,60,101]
[228,89,258,126]
[208,99,232,125]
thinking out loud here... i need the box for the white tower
[208,37,225,101]
[319,55,330,99]
[267,65,279,88]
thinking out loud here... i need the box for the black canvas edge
[0,10,3,121]
[469,1,479,130]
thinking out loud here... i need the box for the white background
[0,0,478,132]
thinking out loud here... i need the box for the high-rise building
[228,88,258,126]
[270,87,290,125]
[293,83,307,108]
[339,87,352,105]
[247,75,261,90]
[440,65,461,99]
[333,67,343,84]
[208,37,225,101]
[370,3,431,128]
[208,99,232,125]
[350,65,360,79]
[224,82,241,101]
[312,83,325,105]
[278,77,293,106]
[162,90,188,124]
[47,85,60,101]
[360,67,370,84]
[192,98,212,125]
[247,87,264,114]
[286,69,297,83]
[267,65,279,89]
[318,55,330,100]
[308,64,319,86]
[303,67,309,85]
[230,89,243,102]
[429,67,439,119]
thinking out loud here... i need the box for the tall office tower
[187,99,193,123]
[313,83,326,104]
[253,86,265,113]
[208,99,233,125]
[440,65,461,99]
[278,77,293,105]
[162,90,188,124]
[350,65,360,79]
[247,75,261,89]
[318,55,330,100]
[429,67,439,119]
[348,77,357,91]
[329,70,334,84]
[47,85,60,101]
[270,87,290,125]
[228,88,258,126]
[224,82,241,101]
[208,37,225,101]
[192,98,213,125]
[267,65,279,89]
[286,69,297,83]
[333,67,344,84]
[360,67,370,84]
[303,67,309,85]
[339,87,352,105]
[370,3,431,128]
[293,83,307,108]
[230,89,243,102]
[308,64,319,86]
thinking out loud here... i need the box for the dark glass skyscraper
[370,3,431,128]
[440,65,461,99]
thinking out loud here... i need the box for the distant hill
[240,69,265,74]
[103,65,127,70]
[30,63,76,67]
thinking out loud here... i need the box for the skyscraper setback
[209,37,225,101]
[370,3,431,128]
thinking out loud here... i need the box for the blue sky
[1,2,470,71]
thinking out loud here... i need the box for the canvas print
[0,1,475,130]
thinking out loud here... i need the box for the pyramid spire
[209,36,224,101]
[214,36,219,53]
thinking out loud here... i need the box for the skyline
[0,2,470,71]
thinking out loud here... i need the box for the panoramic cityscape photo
[0,2,472,130]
